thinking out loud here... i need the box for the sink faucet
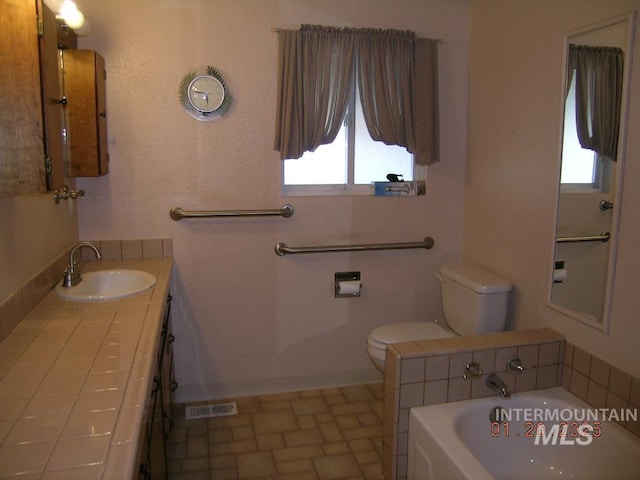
[486,374,511,398]
[61,241,102,288]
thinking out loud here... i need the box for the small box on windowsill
[370,181,425,196]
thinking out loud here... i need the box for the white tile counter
[0,257,173,479]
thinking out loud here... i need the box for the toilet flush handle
[434,273,444,283]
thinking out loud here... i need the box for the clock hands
[192,87,210,104]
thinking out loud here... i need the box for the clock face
[179,66,233,121]
[187,75,225,113]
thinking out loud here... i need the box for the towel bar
[170,204,294,221]
[275,237,435,256]
[556,232,610,243]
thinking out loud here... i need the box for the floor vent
[185,402,238,420]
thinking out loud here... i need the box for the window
[274,26,438,196]
[283,81,419,194]
[560,73,612,192]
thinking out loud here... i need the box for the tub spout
[486,374,511,398]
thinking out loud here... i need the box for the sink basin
[55,269,157,302]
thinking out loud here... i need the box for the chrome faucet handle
[507,358,536,374]
[463,362,483,380]
[61,242,102,288]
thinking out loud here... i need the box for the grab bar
[170,204,294,221]
[275,236,435,256]
[556,231,610,243]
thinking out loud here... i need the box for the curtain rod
[271,27,443,43]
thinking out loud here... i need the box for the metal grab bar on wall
[170,204,294,221]
[556,231,610,243]
[275,236,435,256]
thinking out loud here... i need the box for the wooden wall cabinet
[0,0,65,194]
[62,49,109,177]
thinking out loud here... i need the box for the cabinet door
[0,0,61,194]
[63,49,109,176]
[39,1,65,190]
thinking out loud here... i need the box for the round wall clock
[179,66,234,121]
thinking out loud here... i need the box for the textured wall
[74,0,471,401]
[465,0,640,378]
[0,196,78,302]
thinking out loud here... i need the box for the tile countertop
[0,257,173,480]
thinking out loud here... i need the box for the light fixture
[44,0,92,37]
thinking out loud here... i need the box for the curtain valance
[568,44,624,160]
[273,25,439,165]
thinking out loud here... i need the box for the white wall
[75,0,471,401]
[465,0,640,378]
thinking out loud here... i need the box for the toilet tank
[440,263,511,335]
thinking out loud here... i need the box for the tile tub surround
[0,255,172,479]
[382,328,566,480]
[562,342,640,439]
[0,238,173,343]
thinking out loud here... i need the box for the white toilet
[367,262,511,373]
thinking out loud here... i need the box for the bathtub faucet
[486,374,511,398]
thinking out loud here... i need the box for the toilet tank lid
[440,263,511,294]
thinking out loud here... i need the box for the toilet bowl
[367,321,454,372]
[367,262,511,373]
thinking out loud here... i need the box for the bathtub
[408,386,640,479]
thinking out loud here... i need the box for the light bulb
[74,18,91,37]
[43,0,65,12]
[60,1,85,30]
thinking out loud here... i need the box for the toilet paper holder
[335,272,361,298]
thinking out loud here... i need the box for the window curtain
[357,31,439,165]
[273,25,356,160]
[568,44,624,160]
[274,25,439,165]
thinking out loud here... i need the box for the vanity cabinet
[139,294,177,480]
[0,0,65,194]
[61,49,109,176]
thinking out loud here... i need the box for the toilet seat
[367,322,454,372]
[368,321,454,347]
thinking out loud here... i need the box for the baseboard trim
[175,368,383,403]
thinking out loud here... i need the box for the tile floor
[167,383,384,480]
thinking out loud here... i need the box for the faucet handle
[463,362,483,380]
[507,358,536,374]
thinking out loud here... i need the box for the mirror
[549,12,637,331]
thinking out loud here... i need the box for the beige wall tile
[536,365,559,389]
[573,347,591,376]
[98,241,122,261]
[516,344,538,369]
[472,348,495,374]
[538,341,560,366]
[447,377,471,402]
[121,240,143,260]
[400,358,425,384]
[142,239,163,258]
[399,383,423,409]
[448,352,472,379]
[495,346,517,372]
[424,355,449,381]
[589,356,611,388]
[609,367,632,400]
[586,380,608,409]
[569,371,588,400]
[423,380,448,405]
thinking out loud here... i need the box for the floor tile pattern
[168,383,384,480]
